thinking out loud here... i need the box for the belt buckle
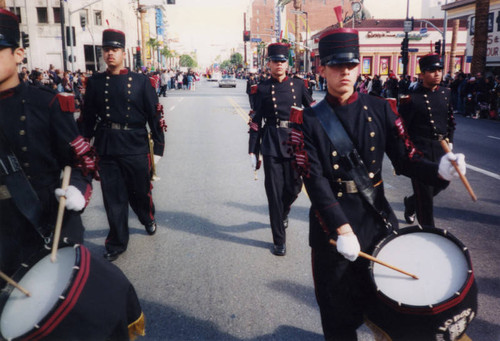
[344,181,358,194]
[111,122,120,129]
[0,185,11,200]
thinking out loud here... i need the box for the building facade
[311,18,469,79]
[5,0,167,72]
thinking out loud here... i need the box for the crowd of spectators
[17,65,201,111]
[353,70,500,120]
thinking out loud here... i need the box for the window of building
[37,7,48,24]
[53,7,61,23]
[94,10,102,26]
[9,7,22,23]
[263,0,266,5]
[257,18,260,24]
[256,9,260,15]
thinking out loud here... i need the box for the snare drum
[0,243,145,340]
[365,226,477,341]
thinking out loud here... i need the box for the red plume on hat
[333,6,343,27]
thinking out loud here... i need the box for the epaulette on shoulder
[399,94,411,105]
[55,92,76,112]
[290,106,303,124]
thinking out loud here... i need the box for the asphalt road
[81,78,500,341]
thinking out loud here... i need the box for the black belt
[100,122,143,130]
[331,178,383,194]
[264,120,291,128]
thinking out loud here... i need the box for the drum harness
[0,126,52,244]
[312,100,393,230]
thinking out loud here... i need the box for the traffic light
[434,40,441,54]
[21,32,29,48]
[243,30,250,42]
[167,0,175,4]
[135,46,142,68]
[80,16,86,28]
[400,37,409,63]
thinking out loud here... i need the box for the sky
[164,0,250,68]
[162,0,449,68]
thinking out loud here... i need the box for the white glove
[55,185,85,211]
[250,153,257,171]
[154,155,162,164]
[336,233,361,262]
[448,143,453,151]
[438,152,466,181]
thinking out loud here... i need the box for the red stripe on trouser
[28,247,90,340]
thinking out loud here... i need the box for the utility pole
[293,0,301,72]
[449,19,459,73]
[60,0,68,71]
[244,12,247,69]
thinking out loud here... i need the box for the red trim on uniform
[105,68,129,75]
[0,89,15,100]
[56,93,76,112]
[28,246,90,340]
[250,84,258,94]
[290,106,303,124]
[326,91,358,107]
[84,184,93,207]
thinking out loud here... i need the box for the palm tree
[146,38,161,68]
[471,0,490,75]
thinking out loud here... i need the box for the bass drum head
[0,246,77,340]
[372,228,468,306]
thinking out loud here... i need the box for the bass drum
[0,243,145,341]
[365,226,477,341]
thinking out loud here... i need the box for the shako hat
[267,43,289,62]
[0,8,20,48]
[419,53,443,72]
[319,28,360,65]
[102,29,126,49]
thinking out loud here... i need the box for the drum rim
[0,243,83,340]
[369,225,475,314]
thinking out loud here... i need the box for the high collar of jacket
[105,68,129,75]
[271,75,289,83]
[325,91,358,107]
[0,81,24,100]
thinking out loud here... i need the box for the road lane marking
[488,135,500,140]
[226,97,249,123]
[467,164,500,180]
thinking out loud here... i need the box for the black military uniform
[248,43,313,256]
[289,28,449,340]
[0,9,96,277]
[399,53,456,227]
[246,73,258,110]
[80,29,165,261]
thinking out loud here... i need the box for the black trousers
[407,178,448,227]
[263,155,302,246]
[99,154,155,253]
[312,246,374,341]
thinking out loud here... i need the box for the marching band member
[248,43,313,256]
[80,29,166,262]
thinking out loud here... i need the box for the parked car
[218,75,236,88]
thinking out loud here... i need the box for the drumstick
[329,239,419,280]
[440,140,477,202]
[0,271,31,297]
[51,166,72,263]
